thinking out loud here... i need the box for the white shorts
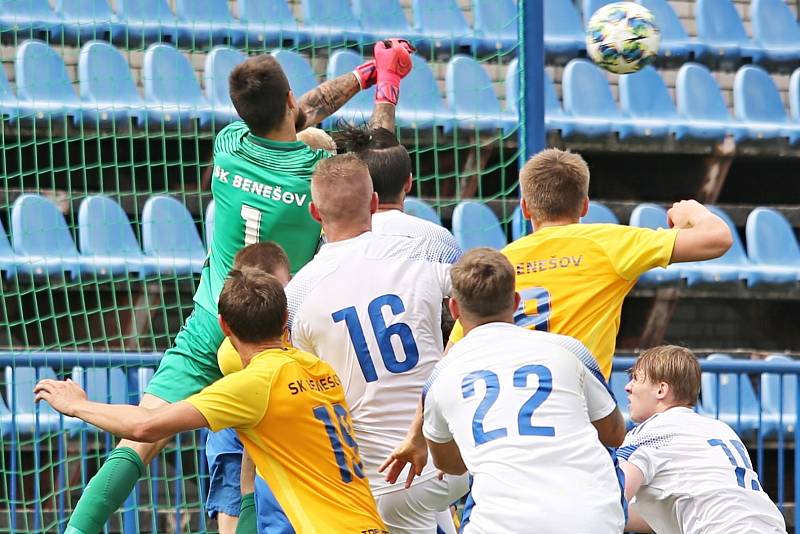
[374,473,470,534]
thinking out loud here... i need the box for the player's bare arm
[668,200,733,263]
[426,439,467,476]
[620,461,653,532]
[298,73,361,129]
[591,407,627,447]
[34,378,208,442]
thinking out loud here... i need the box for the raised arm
[297,72,362,130]
[34,378,207,442]
[668,200,733,263]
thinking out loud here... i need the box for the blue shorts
[205,428,244,518]
[255,475,293,533]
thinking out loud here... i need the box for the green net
[0,1,522,531]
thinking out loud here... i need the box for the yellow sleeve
[217,337,243,376]
[596,226,679,281]
[185,369,274,431]
[448,320,465,345]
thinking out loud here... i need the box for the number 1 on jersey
[241,204,261,245]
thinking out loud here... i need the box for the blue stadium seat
[676,63,743,140]
[561,59,630,138]
[73,366,134,404]
[734,65,800,145]
[238,0,308,48]
[0,0,64,39]
[352,0,425,48]
[608,372,633,429]
[15,40,87,124]
[11,194,81,278]
[510,205,531,241]
[452,201,507,251]
[403,197,442,226]
[639,0,706,60]
[628,203,683,286]
[5,366,81,433]
[695,0,761,64]
[141,43,213,128]
[582,0,614,20]
[114,0,180,45]
[141,196,206,275]
[205,200,215,250]
[544,0,585,60]
[77,195,147,277]
[412,0,474,54]
[204,46,246,125]
[397,55,456,130]
[761,354,797,436]
[0,218,20,280]
[0,62,19,122]
[750,0,800,65]
[300,0,363,46]
[324,50,373,127]
[618,66,682,140]
[700,354,770,438]
[581,201,618,224]
[271,49,318,101]
[472,0,517,55]
[506,60,570,134]
[78,40,144,126]
[446,55,515,133]
[173,0,241,47]
[788,67,800,123]
[55,0,124,43]
[745,208,800,282]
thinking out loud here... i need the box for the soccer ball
[585,2,660,75]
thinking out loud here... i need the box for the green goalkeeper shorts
[144,306,225,404]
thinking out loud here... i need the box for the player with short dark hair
[36,268,387,534]
[620,346,786,533]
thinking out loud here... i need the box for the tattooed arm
[297,73,361,130]
[369,103,396,132]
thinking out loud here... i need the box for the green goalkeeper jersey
[194,121,330,314]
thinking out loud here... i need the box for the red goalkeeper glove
[374,39,415,106]
[353,60,377,90]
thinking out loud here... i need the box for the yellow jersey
[186,347,387,533]
[216,333,290,376]
[449,223,678,378]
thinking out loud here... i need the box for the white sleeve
[436,262,452,297]
[290,313,314,354]
[582,364,617,422]
[422,383,453,444]
[618,423,673,485]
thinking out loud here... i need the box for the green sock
[67,447,145,534]
[235,493,257,534]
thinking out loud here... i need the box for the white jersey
[620,407,786,534]
[371,209,460,251]
[423,322,626,534]
[286,231,460,495]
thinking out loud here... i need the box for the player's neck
[258,122,297,143]
[532,217,579,231]
[237,339,285,366]
[322,223,371,243]
[376,203,403,212]
[460,317,513,336]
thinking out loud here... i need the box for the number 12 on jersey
[332,294,420,383]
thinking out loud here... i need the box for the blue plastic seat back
[505,58,519,114]
[452,201,507,251]
[510,205,531,241]
[751,0,800,46]
[473,0,516,38]
[143,44,206,106]
[761,355,797,416]
[77,196,142,257]
[353,0,411,34]
[271,49,317,100]
[790,68,800,121]
[78,41,141,104]
[11,194,78,257]
[630,203,669,229]
[204,47,246,107]
[141,196,205,261]
[205,200,215,247]
[15,40,79,105]
[746,208,800,266]
[6,366,60,414]
[302,0,361,30]
[412,0,471,37]
[608,371,631,418]
[708,206,749,265]
[238,0,295,25]
[399,55,448,117]
[446,56,502,117]
[1,0,60,21]
[175,0,233,24]
[545,0,584,38]
[327,50,373,109]
[639,0,690,41]
[696,0,750,45]
[562,59,618,117]
[676,63,732,121]
[403,197,442,226]
[701,354,761,416]
[734,65,789,123]
[115,0,176,23]
[56,0,116,21]
[581,201,619,224]
[620,66,678,119]
[75,367,133,404]
[0,217,15,262]
[582,0,615,20]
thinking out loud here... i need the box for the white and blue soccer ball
[586,2,660,74]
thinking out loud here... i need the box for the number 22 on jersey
[332,294,420,383]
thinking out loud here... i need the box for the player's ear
[218,315,234,338]
[403,173,413,193]
[513,291,522,311]
[309,201,323,223]
[448,297,460,321]
[520,197,532,220]
[579,197,590,218]
[655,381,669,400]
[287,90,297,110]
[369,192,379,214]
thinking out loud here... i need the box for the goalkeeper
[63,39,414,534]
